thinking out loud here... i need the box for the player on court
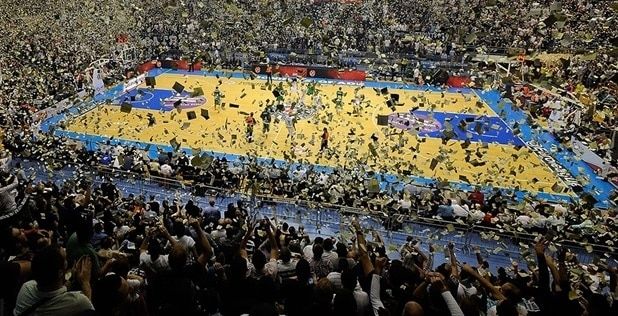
[320,128,329,152]
[213,86,223,110]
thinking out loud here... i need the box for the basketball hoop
[112,42,139,67]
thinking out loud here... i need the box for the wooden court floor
[64,73,569,196]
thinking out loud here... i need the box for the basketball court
[44,68,582,202]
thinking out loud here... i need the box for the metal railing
[85,164,615,260]
[6,156,612,265]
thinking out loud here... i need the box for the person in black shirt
[146,220,212,315]
[261,107,272,134]
[184,200,201,218]
[148,195,160,215]
[279,258,315,316]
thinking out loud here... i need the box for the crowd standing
[2,176,618,315]
[1,0,618,315]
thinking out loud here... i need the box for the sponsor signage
[123,74,146,93]
[528,142,579,189]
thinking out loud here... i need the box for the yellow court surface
[64,72,570,196]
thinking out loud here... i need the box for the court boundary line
[40,73,581,205]
[472,89,617,208]
[52,127,576,204]
[472,89,575,191]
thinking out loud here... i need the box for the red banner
[137,61,156,73]
[137,60,364,81]
[447,76,471,88]
[136,60,203,73]
[252,64,366,81]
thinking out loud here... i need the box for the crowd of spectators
[499,49,617,174]
[131,0,617,60]
[1,174,618,315]
[1,0,618,315]
[2,0,616,110]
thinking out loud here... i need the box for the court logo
[388,112,441,133]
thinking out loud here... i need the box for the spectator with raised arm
[14,246,94,316]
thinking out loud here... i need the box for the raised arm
[556,248,571,292]
[425,244,435,271]
[462,264,506,301]
[189,218,213,265]
[82,185,92,207]
[447,242,459,279]
[370,258,388,316]
[239,220,255,259]
[609,267,618,299]
[348,227,358,253]
[159,224,178,248]
[544,254,561,292]
[474,245,484,266]
[535,237,551,295]
[74,256,93,300]
[413,242,432,271]
[140,228,153,253]
[265,219,279,260]
[352,218,374,276]
[431,273,464,316]
[413,277,430,300]
[372,230,385,247]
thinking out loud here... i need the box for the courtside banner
[123,74,146,93]
[251,64,366,81]
[137,61,157,73]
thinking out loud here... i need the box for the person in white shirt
[322,238,339,268]
[112,156,121,169]
[328,258,363,292]
[318,173,329,185]
[328,183,344,203]
[148,161,160,173]
[546,213,565,228]
[159,163,173,177]
[469,206,485,222]
[515,214,533,228]
[303,237,323,261]
[175,231,196,252]
[531,214,548,229]
[277,248,298,281]
[0,173,19,215]
[399,193,412,212]
[452,202,469,218]
[211,225,227,242]
[139,230,170,273]
[249,220,280,280]
[0,151,11,172]
[291,166,307,182]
